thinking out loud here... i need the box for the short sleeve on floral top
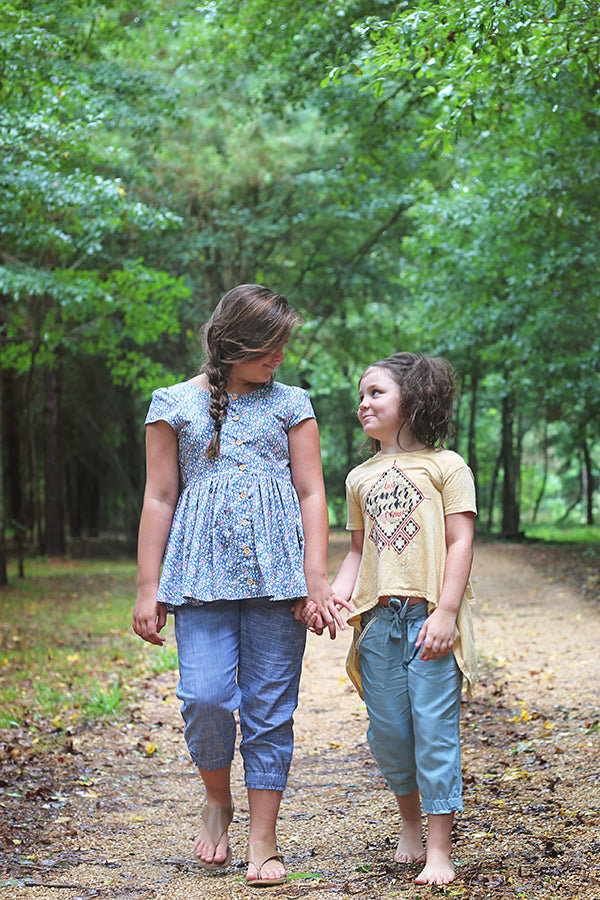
[145,380,315,606]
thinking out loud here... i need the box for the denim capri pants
[357,598,463,814]
[173,598,306,791]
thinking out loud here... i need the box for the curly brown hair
[361,352,457,453]
[201,284,301,459]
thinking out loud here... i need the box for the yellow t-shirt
[344,448,478,696]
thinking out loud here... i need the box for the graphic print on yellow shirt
[365,462,423,556]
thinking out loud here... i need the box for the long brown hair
[201,284,300,459]
[361,352,457,453]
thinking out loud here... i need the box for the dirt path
[472,541,600,714]
[3,539,600,899]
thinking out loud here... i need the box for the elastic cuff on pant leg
[421,796,463,815]
[245,773,288,791]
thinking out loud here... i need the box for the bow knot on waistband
[388,597,413,640]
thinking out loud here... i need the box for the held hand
[132,591,167,646]
[303,581,353,640]
[415,607,456,660]
[293,597,326,636]
[292,598,323,635]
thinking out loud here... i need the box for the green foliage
[525,524,600,543]
[335,0,600,145]
[0,0,189,386]
[201,0,400,109]
[1,264,187,384]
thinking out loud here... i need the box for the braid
[203,347,230,461]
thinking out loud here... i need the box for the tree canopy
[1,0,599,579]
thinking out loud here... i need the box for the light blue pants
[173,599,306,791]
[357,599,463,814]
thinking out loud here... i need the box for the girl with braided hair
[133,284,350,886]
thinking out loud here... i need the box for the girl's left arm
[416,510,475,660]
[289,417,353,638]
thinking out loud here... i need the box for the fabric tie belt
[379,596,428,641]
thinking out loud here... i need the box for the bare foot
[193,808,230,866]
[394,823,425,863]
[415,849,456,885]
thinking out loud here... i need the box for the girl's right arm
[331,530,364,605]
[133,421,180,646]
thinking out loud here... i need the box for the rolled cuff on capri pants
[358,599,463,814]
[174,598,306,791]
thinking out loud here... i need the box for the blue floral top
[145,379,315,606]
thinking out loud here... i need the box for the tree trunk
[467,358,479,488]
[500,392,522,538]
[582,438,594,526]
[487,448,501,533]
[5,372,26,576]
[43,365,66,556]
[25,362,44,553]
[532,424,549,525]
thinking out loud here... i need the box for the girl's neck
[187,372,269,396]
[380,427,427,455]
[225,375,269,396]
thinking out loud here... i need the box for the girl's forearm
[298,492,330,589]
[332,530,364,603]
[331,550,361,603]
[438,545,473,615]
[438,513,475,616]
[136,496,177,591]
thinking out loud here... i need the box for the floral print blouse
[145,379,315,606]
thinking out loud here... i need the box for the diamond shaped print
[403,518,419,539]
[365,464,424,556]
[392,530,408,554]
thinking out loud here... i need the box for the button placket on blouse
[235,416,254,584]
[230,402,246,469]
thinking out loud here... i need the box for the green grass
[0,558,178,737]
[524,523,600,543]
[84,680,127,719]
[150,642,179,674]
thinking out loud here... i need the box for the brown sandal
[246,841,286,887]
[195,803,234,870]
